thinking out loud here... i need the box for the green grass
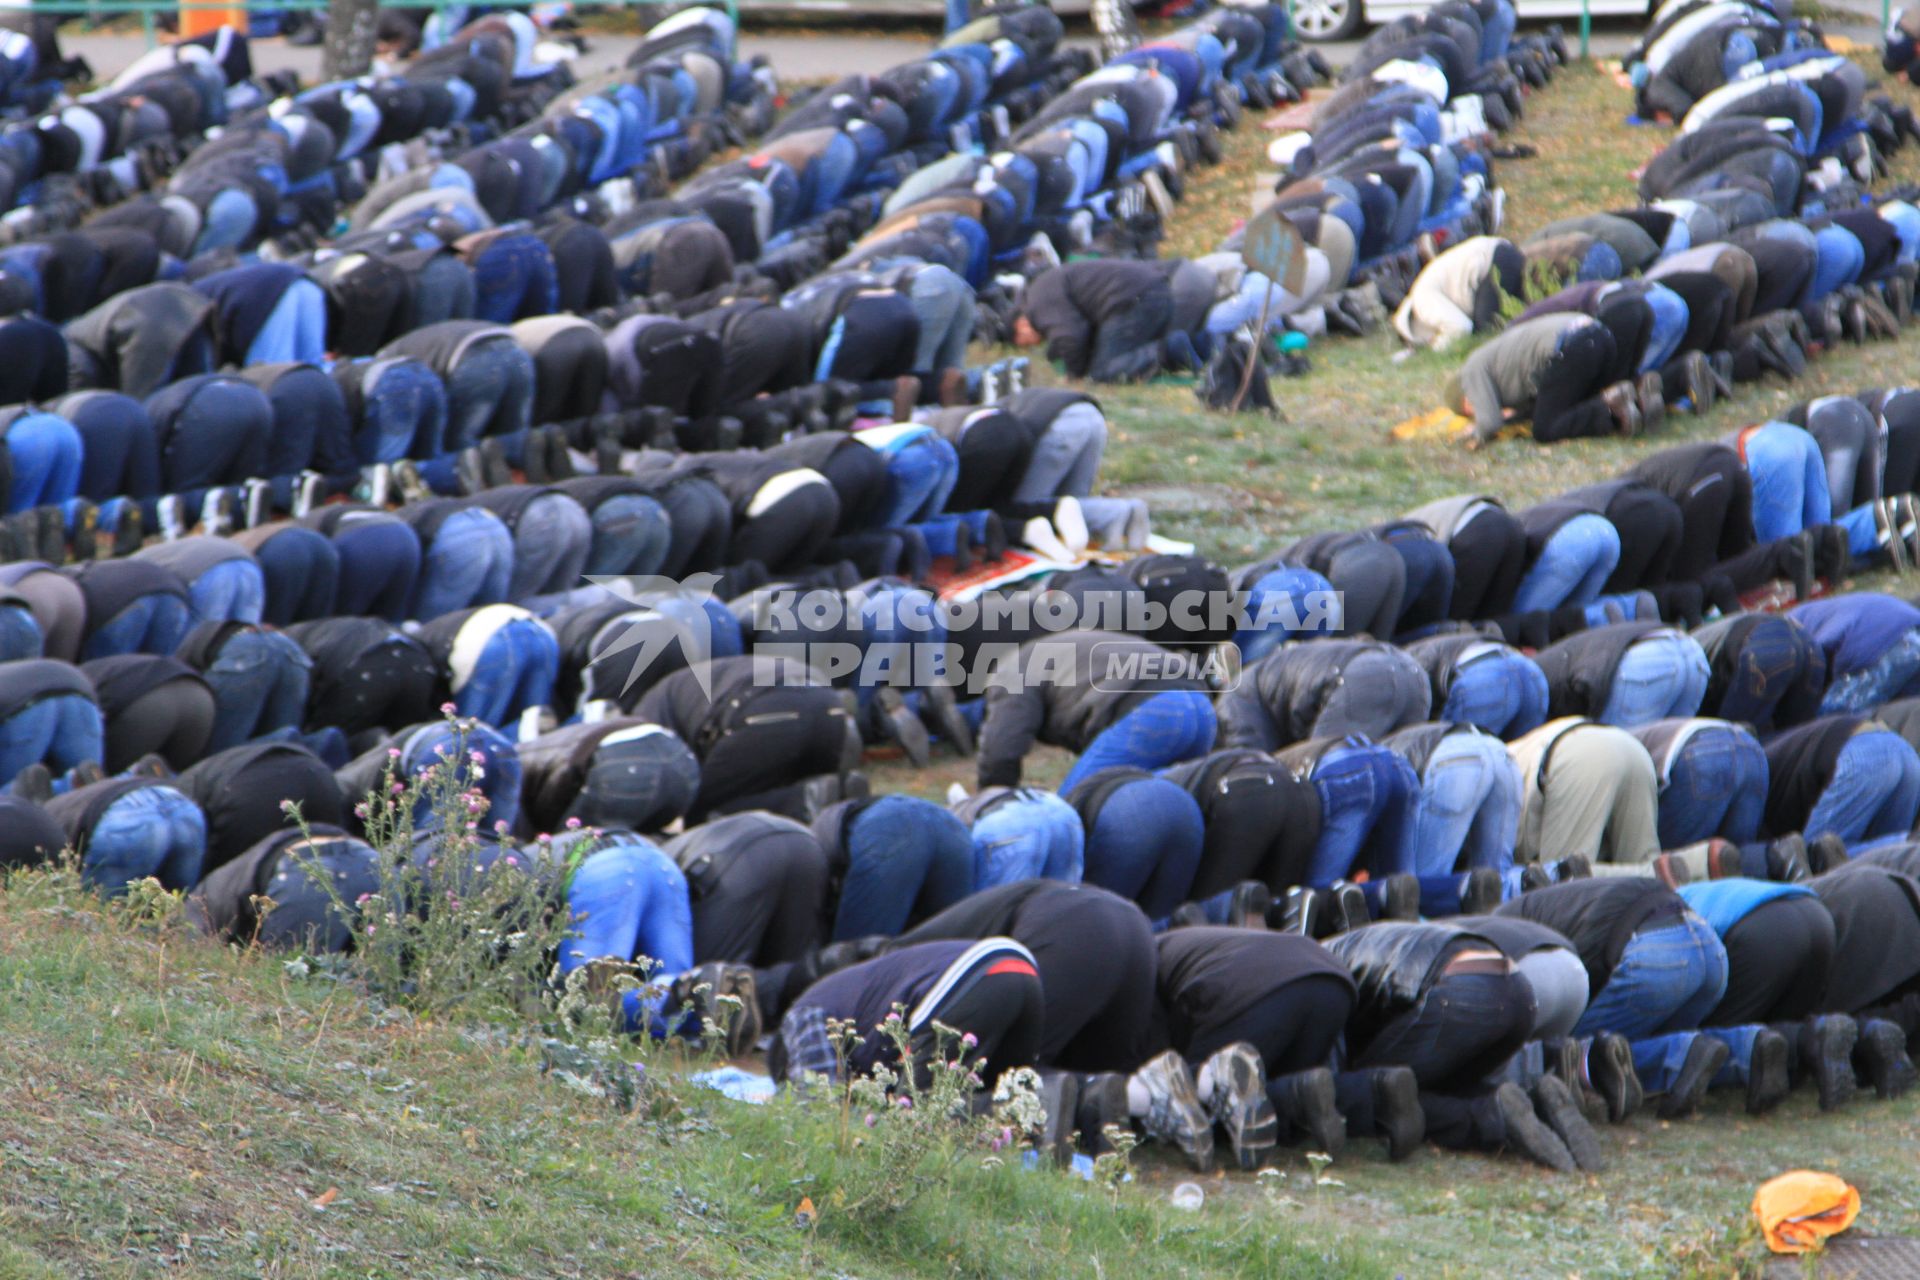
[1067,59,1920,568]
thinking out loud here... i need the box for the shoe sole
[1656,1037,1730,1119]
[1746,1032,1791,1115]
[1593,1034,1643,1123]
[1215,1051,1278,1170]
[1811,1019,1861,1111]
[1373,1067,1421,1162]
[1534,1077,1606,1172]
[1494,1083,1574,1172]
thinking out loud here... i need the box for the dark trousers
[1187,972,1352,1073]
[102,677,216,772]
[1448,506,1528,620]
[688,832,830,967]
[1604,487,1685,591]
[696,691,854,821]
[1709,894,1835,1025]
[1188,766,1322,901]
[1531,326,1618,443]
[1089,284,1174,383]
[1594,294,1652,383]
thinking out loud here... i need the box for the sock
[1194,1061,1217,1102]
[1126,1077,1151,1116]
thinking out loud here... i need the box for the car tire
[1291,0,1362,42]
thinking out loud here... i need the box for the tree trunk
[322,0,381,81]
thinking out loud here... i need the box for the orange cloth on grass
[1751,1171,1860,1254]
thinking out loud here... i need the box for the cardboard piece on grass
[1241,206,1312,298]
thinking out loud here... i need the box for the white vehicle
[1290,0,1648,42]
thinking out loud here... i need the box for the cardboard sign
[1241,205,1311,297]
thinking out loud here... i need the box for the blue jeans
[1442,648,1549,738]
[331,519,421,623]
[1820,629,1920,714]
[0,691,101,785]
[413,508,515,621]
[182,557,267,629]
[0,605,39,660]
[1744,422,1831,541]
[833,794,974,939]
[908,265,974,369]
[1640,283,1689,373]
[1234,566,1341,664]
[867,429,960,529]
[1598,633,1710,727]
[1808,224,1865,303]
[1572,914,1729,1041]
[247,279,328,365]
[85,593,192,658]
[252,526,340,626]
[1513,514,1621,613]
[454,615,560,728]
[970,790,1085,890]
[1305,739,1419,886]
[583,494,671,578]
[1658,726,1768,846]
[354,357,448,464]
[202,628,312,752]
[83,784,207,894]
[1803,729,1920,843]
[1711,616,1815,729]
[402,720,523,833]
[469,233,560,325]
[1058,690,1217,795]
[559,837,694,1033]
[442,338,535,450]
[1633,1024,1764,1094]
[1412,731,1520,875]
[1080,776,1205,921]
[6,410,82,512]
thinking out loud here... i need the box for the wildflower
[278,799,296,814]
[391,781,406,796]
[387,747,402,760]
[470,749,487,765]
[505,856,519,868]
[353,804,369,819]
[961,1032,978,1049]
[565,816,583,830]
[896,1096,913,1111]
[355,892,373,905]
[864,1113,878,1128]
[440,702,457,716]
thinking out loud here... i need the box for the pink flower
[565,816,583,830]
[390,782,405,796]
[895,1096,913,1110]
[278,799,296,814]
[355,892,373,905]
[505,855,519,868]
[470,750,487,765]
[864,1113,878,1128]
[440,702,457,716]
[387,747,402,760]
[353,804,369,819]
[960,1033,978,1049]
[494,820,509,835]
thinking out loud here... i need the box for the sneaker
[1634,371,1664,434]
[1492,1081,1575,1172]
[156,494,187,542]
[1875,498,1911,573]
[1587,1032,1644,1123]
[1200,1043,1277,1170]
[1269,1066,1345,1156]
[979,361,1004,406]
[1600,382,1642,437]
[1746,1027,1791,1115]
[1271,884,1319,936]
[65,759,105,790]
[1544,1038,1607,1123]
[1132,1049,1215,1171]
[1036,1069,1083,1164]
[1766,833,1812,883]
[1518,862,1554,893]
[391,459,432,505]
[128,753,174,779]
[1531,1075,1605,1172]
[1005,357,1028,397]
[1802,1013,1860,1112]
[1707,350,1736,399]
[1370,1065,1424,1162]
[1224,880,1271,930]
[1857,1017,1917,1100]
[242,478,273,529]
[1459,866,1504,915]
[544,425,577,481]
[1654,1034,1729,1119]
[1897,494,1920,569]
[1674,350,1713,416]
[1554,854,1593,882]
[1378,872,1420,921]
[356,464,390,510]
[292,470,325,518]
[1325,882,1368,935]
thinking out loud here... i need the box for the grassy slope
[0,873,1386,1280]
[11,51,1920,1280]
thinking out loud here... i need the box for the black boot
[1269,1066,1345,1156]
